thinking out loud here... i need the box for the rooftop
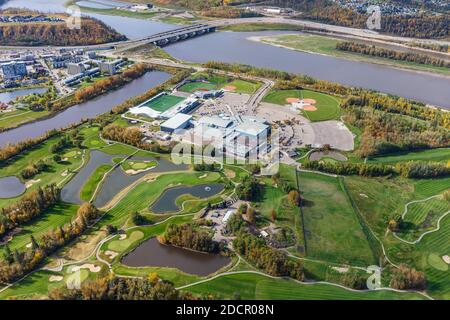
[161,113,192,130]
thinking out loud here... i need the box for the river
[1,0,449,108]
[0,71,170,147]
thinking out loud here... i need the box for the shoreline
[247,35,450,81]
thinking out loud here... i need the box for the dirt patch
[303,105,317,111]
[286,97,301,104]
[25,179,41,188]
[49,275,63,282]
[64,230,107,261]
[223,85,237,91]
[443,255,450,264]
[225,169,236,179]
[71,263,101,273]
[303,98,317,104]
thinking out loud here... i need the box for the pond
[0,87,48,103]
[150,184,225,214]
[0,176,26,198]
[121,237,231,276]
[61,150,189,207]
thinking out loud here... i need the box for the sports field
[297,171,376,266]
[263,89,341,121]
[143,94,185,113]
[179,82,217,93]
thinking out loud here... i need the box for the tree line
[0,203,100,283]
[233,232,304,281]
[0,11,127,46]
[303,160,449,179]
[336,41,450,68]
[74,64,149,103]
[158,221,222,254]
[0,184,60,238]
[48,275,195,300]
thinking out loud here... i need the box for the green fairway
[0,202,79,254]
[99,172,220,227]
[184,272,427,300]
[143,94,185,113]
[367,148,450,164]
[263,89,340,121]
[80,164,113,202]
[108,231,144,252]
[297,171,375,266]
[396,194,450,242]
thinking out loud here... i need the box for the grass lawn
[121,159,157,172]
[367,148,450,164]
[396,194,450,242]
[223,79,262,94]
[143,94,184,113]
[0,202,79,254]
[297,171,375,266]
[179,82,217,93]
[184,272,427,300]
[263,89,340,121]
[80,164,113,202]
[108,230,144,252]
[255,186,306,252]
[259,34,450,76]
[0,109,50,129]
[99,143,137,155]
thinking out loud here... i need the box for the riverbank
[249,34,450,77]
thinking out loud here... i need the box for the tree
[131,212,146,226]
[3,245,13,264]
[390,264,426,290]
[270,209,277,222]
[30,235,39,250]
[288,190,301,206]
[245,206,256,224]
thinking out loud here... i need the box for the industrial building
[67,63,86,76]
[160,113,192,133]
[99,59,126,75]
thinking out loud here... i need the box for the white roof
[161,113,192,130]
[198,115,234,129]
[222,210,235,224]
[129,106,161,118]
[235,120,269,136]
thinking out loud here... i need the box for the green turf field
[143,94,185,113]
[263,89,341,121]
[297,171,375,266]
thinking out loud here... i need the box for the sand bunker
[443,255,450,264]
[119,234,127,240]
[303,105,317,111]
[359,193,369,198]
[105,250,119,260]
[199,174,208,179]
[71,264,101,273]
[223,85,237,91]
[25,179,41,188]
[125,167,154,175]
[332,266,349,273]
[286,97,301,103]
[61,170,68,177]
[26,242,32,248]
[49,275,63,282]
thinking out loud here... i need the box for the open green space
[263,89,341,121]
[396,194,450,242]
[121,159,157,172]
[179,73,261,94]
[223,79,262,94]
[0,202,79,254]
[184,272,427,300]
[297,171,375,266]
[100,171,221,227]
[0,109,50,129]
[179,81,217,93]
[259,34,450,76]
[108,230,144,252]
[367,148,450,164]
[80,164,113,202]
[143,94,184,113]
